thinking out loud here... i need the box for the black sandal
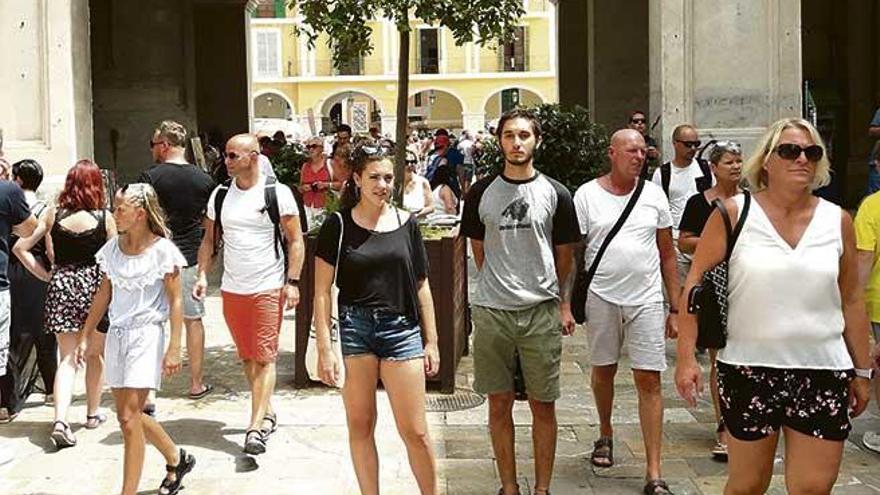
[243,429,266,455]
[590,437,613,468]
[643,479,673,495]
[495,485,521,495]
[158,448,196,495]
[261,412,278,438]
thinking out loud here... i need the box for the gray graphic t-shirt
[461,173,580,310]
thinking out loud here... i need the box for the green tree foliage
[476,104,609,192]
[289,0,526,201]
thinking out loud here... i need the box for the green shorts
[472,300,563,402]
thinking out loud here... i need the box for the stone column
[380,114,398,136]
[0,0,93,183]
[649,0,802,157]
[462,112,487,133]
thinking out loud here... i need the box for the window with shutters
[254,30,281,79]
[418,28,440,74]
[500,26,528,72]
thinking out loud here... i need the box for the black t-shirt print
[139,163,215,266]
[315,208,429,320]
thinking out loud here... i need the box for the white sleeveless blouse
[719,195,853,370]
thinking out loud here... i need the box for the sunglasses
[306,144,322,150]
[676,140,701,149]
[224,151,255,161]
[630,118,646,124]
[775,143,823,162]
[149,140,167,149]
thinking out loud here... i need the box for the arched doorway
[483,88,545,123]
[407,89,465,132]
[319,91,382,134]
[253,91,293,119]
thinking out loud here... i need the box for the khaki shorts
[472,300,562,402]
[585,290,667,371]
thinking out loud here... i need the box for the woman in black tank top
[40,160,117,448]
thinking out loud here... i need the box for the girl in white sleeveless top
[675,118,873,495]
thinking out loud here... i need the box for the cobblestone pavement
[1,293,879,494]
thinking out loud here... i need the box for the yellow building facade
[250,0,558,137]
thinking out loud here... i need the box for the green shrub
[475,103,609,191]
[270,142,309,187]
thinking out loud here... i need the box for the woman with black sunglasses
[402,150,435,218]
[299,137,334,223]
[313,142,440,495]
[676,118,873,494]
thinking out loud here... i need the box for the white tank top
[719,195,853,370]
[403,176,427,212]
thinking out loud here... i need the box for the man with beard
[461,109,579,495]
[574,129,679,494]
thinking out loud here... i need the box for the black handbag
[573,179,645,324]
[687,192,751,349]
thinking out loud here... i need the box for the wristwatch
[855,368,875,380]
[286,277,299,287]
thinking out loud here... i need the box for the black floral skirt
[44,263,108,334]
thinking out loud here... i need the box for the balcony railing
[254,55,552,79]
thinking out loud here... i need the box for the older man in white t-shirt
[574,129,679,494]
[651,124,712,282]
[194,134,304,456]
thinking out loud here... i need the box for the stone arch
[407,88,466,131]
[253,90,295,119]
[482,86,547,122]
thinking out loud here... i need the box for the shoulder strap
[712,191,751,261]
[264,176,283,259]
[727,191,751,260]
[332,211,344,287]
[212,180,231,257]
[660,163,671,197]
[586,178,645,282]
[32,200,48,219]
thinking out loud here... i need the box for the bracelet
[668,308,679,314]
[286,277,300,287]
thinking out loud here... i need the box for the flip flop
[85,412,107,429]
[187,384,214,400]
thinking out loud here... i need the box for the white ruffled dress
[95,236,186,389]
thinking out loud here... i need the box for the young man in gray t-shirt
[461,109,579,495]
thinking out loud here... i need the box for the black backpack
[212,176,308,260]
[659,159,712,197]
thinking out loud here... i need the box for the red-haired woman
[41,160,117,448]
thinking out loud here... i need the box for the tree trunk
[394,25,410,204]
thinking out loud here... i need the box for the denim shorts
[339,305,424,361]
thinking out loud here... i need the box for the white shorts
[104,323,165,390]
[584,290,667,371]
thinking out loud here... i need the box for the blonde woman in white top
[675,118,872,495]
[82,184,194,495]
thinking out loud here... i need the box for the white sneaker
[863,431,880,454]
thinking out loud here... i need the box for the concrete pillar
[380,114,397,136]
[649,0,802,157]
[0,0,93,184]
[462,112,487,133]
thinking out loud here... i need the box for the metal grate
[425,389,485,412]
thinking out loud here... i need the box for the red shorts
[222,289,283,363]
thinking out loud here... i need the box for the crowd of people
[0,107,877,495]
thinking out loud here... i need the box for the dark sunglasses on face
[306,144,321,150]
[630,118,646,124]
[149,140,167,149]
[676,140,701,149]
[224,151,255,161]
[775,143,823,162]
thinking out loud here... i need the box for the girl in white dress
[81,183,194,495]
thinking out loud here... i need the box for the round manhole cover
[425,389,485,412]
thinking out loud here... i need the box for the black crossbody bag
[572,179,645,324]
[687,192,751,349]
